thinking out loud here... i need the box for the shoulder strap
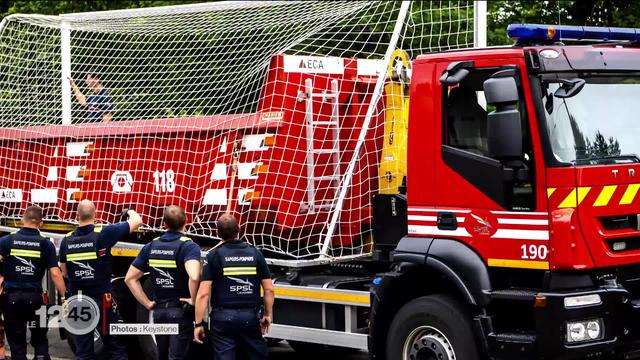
[214,246,225,276]
[176,239,189,269]
[5,233,14,252]
[147,237,160,261]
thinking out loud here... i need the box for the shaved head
[163,205,186,231]
[77,199,96,222]
[216,214,239,241]
[23,205,43,226]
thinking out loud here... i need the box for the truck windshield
[542,76,640,165]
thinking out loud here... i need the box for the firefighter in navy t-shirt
[194,214,275,360]
[58,200,143,360]
[125,205,201,360]
[69,70,114,123]
[0,206,67,360]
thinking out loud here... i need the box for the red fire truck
[4,23,640,360]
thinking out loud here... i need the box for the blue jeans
[153,305,194,360]
[210,308,267,360]
[73,294,127,360]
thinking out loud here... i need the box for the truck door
[430,59,549,269]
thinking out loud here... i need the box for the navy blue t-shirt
[131,231,201,272]
[59,222,130,292]
[0,228,58,289]
[202,241,271,282]
[85,88,113,122]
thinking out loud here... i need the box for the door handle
[437,212,458,230]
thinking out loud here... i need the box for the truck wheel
[386,295,479,360]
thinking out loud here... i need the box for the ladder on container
[303,78,341,214]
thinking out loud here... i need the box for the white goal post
[0,1,485,265]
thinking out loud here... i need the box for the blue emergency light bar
[507,24,640,42]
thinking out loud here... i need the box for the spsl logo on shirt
[15,256,35,275]
[228,277,254,295]
[153,267,175,288]
[72,261,95,279]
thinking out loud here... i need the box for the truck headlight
[566,319,604,343]
[586,320,601,340]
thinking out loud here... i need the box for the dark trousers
[2,290,48,360]
[210,308,267,360]
[154,304,194,360]
[73,294,127,360]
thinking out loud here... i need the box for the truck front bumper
[493,285,640,359]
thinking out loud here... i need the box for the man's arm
[193,280,211,344]
[180,242,201,305]
[102,112,112,122]
[69,78,86,106]
[101,212,142,249]
[49,267,66,296]
[58,239,67,278]
[256,249,274,334]
[44,241,66,295]
[127,210,143,233]
[261,278,274,334]
[182,259,201,305]
[125,266,155,310]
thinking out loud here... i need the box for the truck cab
[372,24,640,360]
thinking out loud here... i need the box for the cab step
[490,289,538,301]
[488,332,536,360]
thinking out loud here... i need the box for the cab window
[442,67,535,211]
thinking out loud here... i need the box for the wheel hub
[403,326,455,360]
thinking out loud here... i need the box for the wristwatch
[194,321,204,328]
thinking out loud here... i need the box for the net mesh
[0,1,476,262]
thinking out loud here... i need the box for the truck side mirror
[483,76,522,160]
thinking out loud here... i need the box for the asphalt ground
[7,332,369,360]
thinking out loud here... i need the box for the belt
[156,299,182,309]
[4,288,42,294]
[212,306,258,311]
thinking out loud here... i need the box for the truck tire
[386,294,479,360]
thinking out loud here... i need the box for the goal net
[0,1,478,263]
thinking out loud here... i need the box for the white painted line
[210,163,227,180]
[407,215,465,223]
[66,142,92,157]
[31,189,58,203]
[202,189,226,206]
[497,218,549,226]
[407,225,471,237]
[492,229,549,241]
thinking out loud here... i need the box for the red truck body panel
[0,55,385,251]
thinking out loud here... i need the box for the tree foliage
[2,0,192,17]
[488,0,640,45]
[3,0,640,125]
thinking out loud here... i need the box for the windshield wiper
[574,154,640,165]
